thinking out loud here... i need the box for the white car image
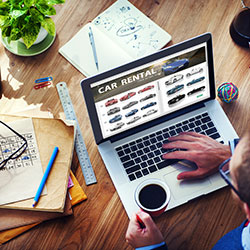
[165,74,183,85]
[186,67,203,77]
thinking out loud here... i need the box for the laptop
[81,33,238,218]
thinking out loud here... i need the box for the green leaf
[10,9,27,19]
[0,15,9,27]
[22,22,40,48]
[9,26,21,40]
[41,16,54,35]
[35,2,56,16]
[30,7,44,23]
[46,0,65,4]
[1,26,11,37]
[24,0,35,7]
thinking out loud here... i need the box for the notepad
[59,0,171,77]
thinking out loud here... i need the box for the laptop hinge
[109,102,205,143]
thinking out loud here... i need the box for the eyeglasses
[219,157,246,203]
[0,121,28,170]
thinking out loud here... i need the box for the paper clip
[35,77,53,84]
[34,81,51,89]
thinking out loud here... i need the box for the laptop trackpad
[163,163,211,200]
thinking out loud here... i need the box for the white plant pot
[19,27,48,46]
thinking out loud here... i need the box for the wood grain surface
[0,0,249,249]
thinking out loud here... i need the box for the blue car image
[167,84,184,95]
[109,114,122,123]
[125,109,138,117]
[141,102,157,110]
[187,76,205,86]
[162,59,189,76]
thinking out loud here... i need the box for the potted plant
[0,0,65,49]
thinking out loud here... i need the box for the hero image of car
[168,94,185,106]
[162,58,189,76]
[122,101,138,110]
[127,116,141,125]
[110,122,125,131]
[105,98,118,107]
[187,86,205,96]
[143,109,158,117]
[138,85,154,94]
[186,67,203,77]
[109,114,122,123]
[141,102,157,110]
[125,109,138,117]
[165,74,184,86]
[187,76,205,86]
[167,84,184,95]
[140,94,156,102]
[120,92,136,101]
[107,107,120,116]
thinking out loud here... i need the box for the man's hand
[162,132,231,180]
[125,210,164,248]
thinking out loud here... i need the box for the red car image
[138,85,154,94]
[105,98,118,107]
[120,92,136,101]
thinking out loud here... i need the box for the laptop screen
[82,33,215,144]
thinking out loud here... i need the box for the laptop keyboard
[115,112,223,182]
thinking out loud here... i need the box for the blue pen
[32,146,59,207]
[88,26,99,70]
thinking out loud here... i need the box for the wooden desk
[0,0,249,249]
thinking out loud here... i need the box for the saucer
[1,33,56,56]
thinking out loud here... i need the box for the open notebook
[59,0,171,77]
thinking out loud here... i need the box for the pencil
[32,146,59,207]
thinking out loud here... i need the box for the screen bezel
[81,33,215,144]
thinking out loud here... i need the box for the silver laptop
[81,33,237,218]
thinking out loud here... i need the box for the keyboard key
[189,122,195,128]
[195,127,201,133]
[141,155,148,161]
[129,141,136,146]
[126,165,140,174]
[182,120,189,125]
[149,133,156,138]
[202,112,209,117]
[156,142,162,148]
[116,146,122,151]
[149,165,157,173]
[154,149,161,156]
[207,121,214,128]
[143,148,150,153]
[136,138,142,143]
[123,160,135,168]
[135,171,143,178]
[147,159,154,165]
[150,138,157,144]
[201,124,208,130]
[124,148,131,154]
[156,131,162,135]
[128,174,136,181]
[210,133,220,139]
[176,123,182,127]
[150,145,156,151]
[169,130,177,136]
[121,155,130,162]
[137,143,144,148]
[135,157,142,164]
[157,159,179,169]
[117,150,124,157]
[142,136,149,140]
[195,120,201,126]
[137,150,144,156]
[163,132,170,138]
[142,168,149,176]
[140,162,147,168]
[163,128,169,132]
[205,127,217,136]
[182,125,189,131]
[156,135,163,141]
[144,140,150,146]
[153,157,161,163]
[148,152,154,158]
[122,144,129,149]
[176,128,182,134]
[195,115,202,119]
[130,152,136,158]
[169,125,175,130]
[201,117,211,123]
[131,145,138,151]
[189,118,195,122]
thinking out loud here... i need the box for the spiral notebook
[59,0,171,77]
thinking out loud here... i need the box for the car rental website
[90,42,210,139]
